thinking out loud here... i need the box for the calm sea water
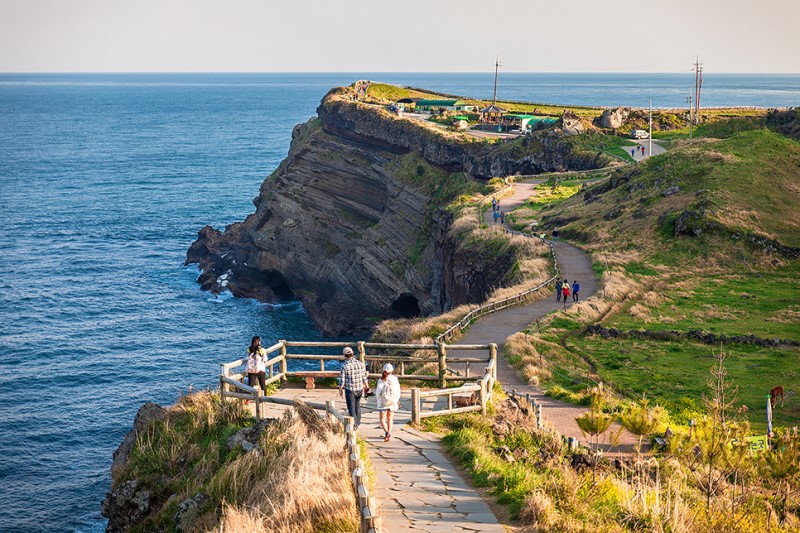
[0,73,797,532]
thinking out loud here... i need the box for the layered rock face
[187,87,599,335]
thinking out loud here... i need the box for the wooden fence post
[479,380,487,416]
[279,340,288,380]
[357,341,366,366]
[411,388,421,425]
[489,343,498,379]
[438,342,447,388]
[219,374,226,401]
[326,400,336,424]
[254,388,262,420]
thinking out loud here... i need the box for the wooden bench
[654,427,674,448]
[291,371,340,391]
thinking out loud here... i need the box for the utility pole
[648,98,653,156]
[693,57,703,124]
[492,56,500,106]
[686,94,693,139]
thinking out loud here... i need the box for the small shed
[416,99,472,112]
[480,104,507,125]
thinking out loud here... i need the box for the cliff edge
[186,85,604,335]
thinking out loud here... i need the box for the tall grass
[114,393,357,532]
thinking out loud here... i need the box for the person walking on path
[246,336,267,398]
[572,280,580,302]
[491,197,497,212]
[493,210,500,224]
[555,278,562,302]
[552,227,559,243]
[339,346,368,430]
[375,363,401,441]
[562,282,571,308]
[499,211,505,225]
[631,148,636,158]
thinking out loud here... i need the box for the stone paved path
[251,385,507,532]
[360,397,506,532]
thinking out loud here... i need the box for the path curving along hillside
[452,180,635,450]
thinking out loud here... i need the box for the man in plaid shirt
[339,346,368,430]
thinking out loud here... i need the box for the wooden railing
[411,354,497,424]
[219,341,498,418]
[436,230,559,344]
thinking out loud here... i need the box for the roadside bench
[291,371,340,391]
[654,427,674,448]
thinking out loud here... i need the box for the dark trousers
[573,292,579,302]
[345,389,363,427]
[556,289,561,301]
[248,372,266,393]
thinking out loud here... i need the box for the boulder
[598,107,630,129]
[174,493,210,532]
[100,480,150,533]
[561,111,584,136]
[226,418,277,453]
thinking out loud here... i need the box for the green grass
[566,334,800,430]
[566,132,637,162]
[609,268,800,342]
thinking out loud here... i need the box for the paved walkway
[629,139,667,162]
[459,180,636,451]
[252,385,506,532]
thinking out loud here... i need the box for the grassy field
[504,124,800,430]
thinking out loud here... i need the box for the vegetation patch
[108,393,357,533]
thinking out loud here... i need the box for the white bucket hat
[343,347,354,355]
[382,363,394,373]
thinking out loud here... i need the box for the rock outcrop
[560,111,585,136]
[597,107,630,129]
[186,86,604,335]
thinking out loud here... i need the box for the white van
[631,129,649,139]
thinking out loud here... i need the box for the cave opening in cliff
[391,293,421,318]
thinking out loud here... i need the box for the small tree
[757,430,800,526]
[684,349,753,511]
[575,390,618,481]
[620,395,664,460]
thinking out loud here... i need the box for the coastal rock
[174,493,210,532]
[597,107,630,129]
[186,86,604,335]
[226,418,277,452]
[111,402,166,476]
[560,111,584,136]
[100,480,150,533]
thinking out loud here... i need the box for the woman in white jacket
[375,363,401,441]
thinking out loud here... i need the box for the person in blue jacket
[572,280,580,302]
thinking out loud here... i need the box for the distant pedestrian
[375,363,401,441]
[641,146,645,156]
[491,197,497,211]
[562,282,570,305]
[493,210,500,224]
[246,336,268,398]
[555,278,562,302]
[552,228,559,243]
[631,148,636,158]
[572,280,580,302]
[500,211,505,224]
[339,346,368,430]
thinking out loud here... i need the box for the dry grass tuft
[211,405,357,533]
[520,491,558,529]
[766,306,800,324]
[628,303,652,321]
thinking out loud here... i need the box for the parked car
[631,129,649,139]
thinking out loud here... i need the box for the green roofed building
[415,99,474,112]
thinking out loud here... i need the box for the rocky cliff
[186,86,603,336]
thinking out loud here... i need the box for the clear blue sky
[1,0,798,73]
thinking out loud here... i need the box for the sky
[0,0,798,73]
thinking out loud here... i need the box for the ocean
[0,72,798,532]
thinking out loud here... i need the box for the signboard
[745,435,768,452]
